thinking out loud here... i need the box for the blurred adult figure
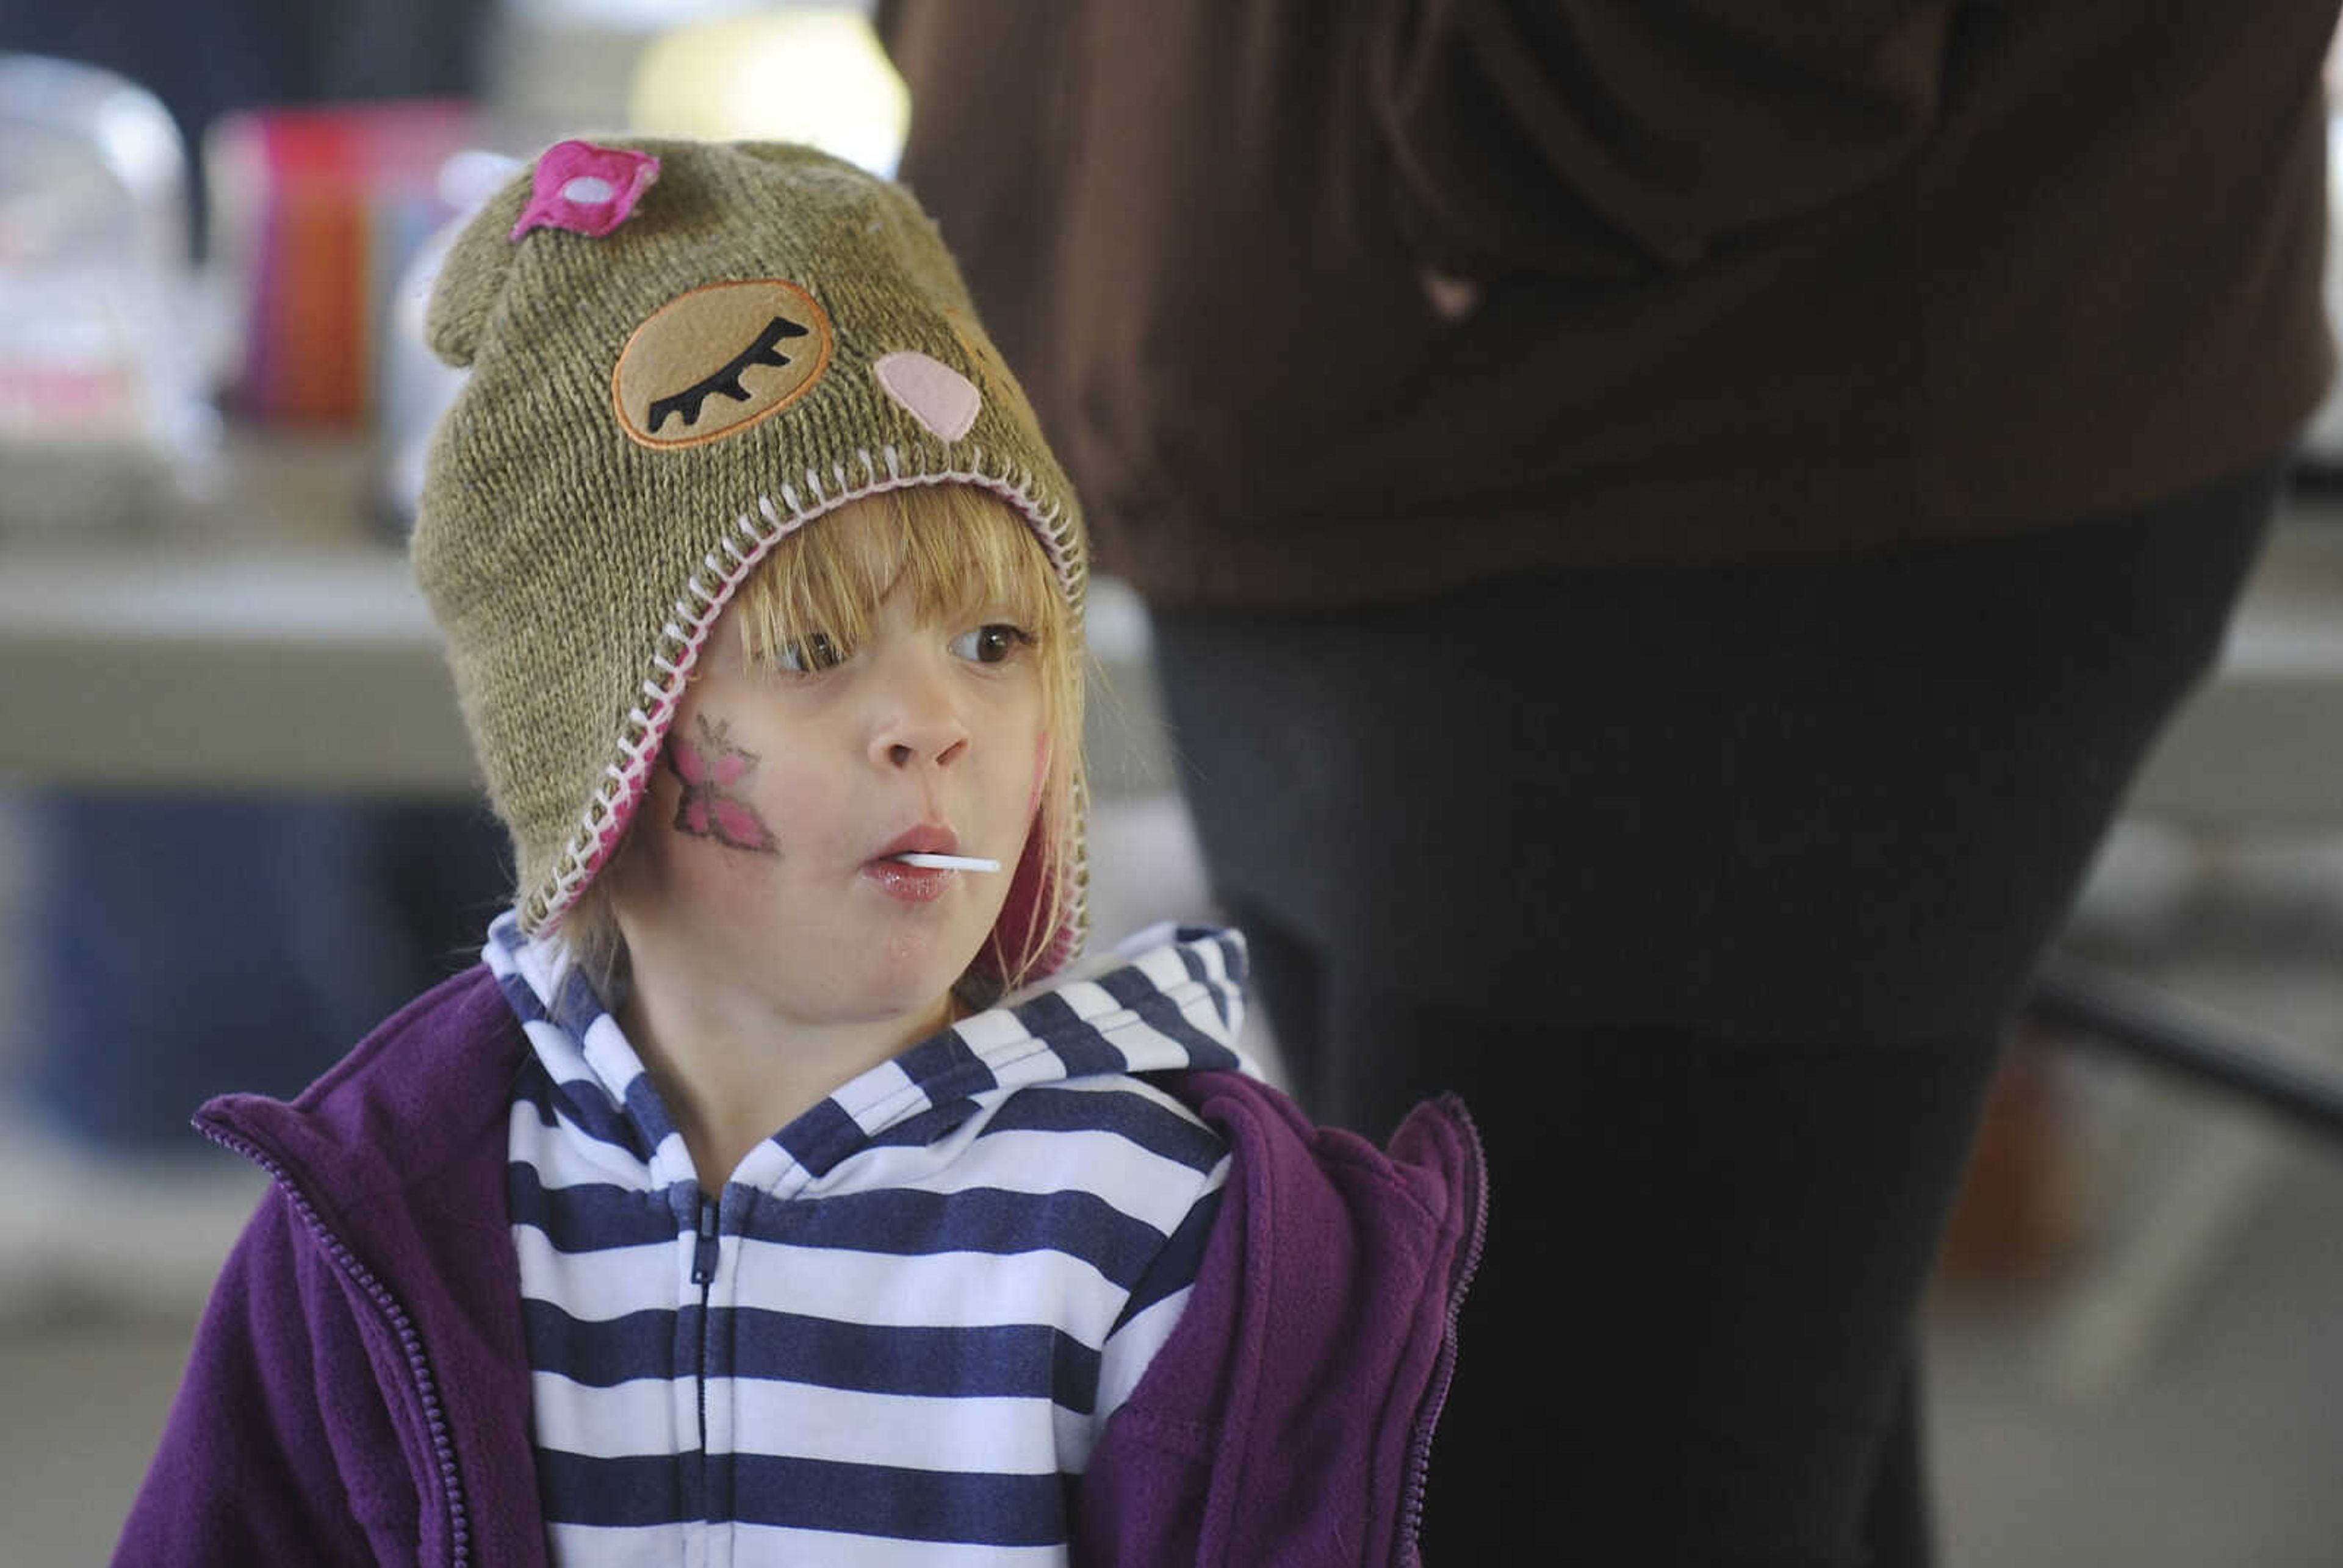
[880,4,2338,1560]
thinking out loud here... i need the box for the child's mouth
[863,827,995,901]
[863,857,958,903]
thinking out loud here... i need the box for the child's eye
[772,633,844,672]
[949,624,1033,666]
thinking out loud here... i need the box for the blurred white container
[0,55,220,530]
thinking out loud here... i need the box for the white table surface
[3,431,2340,821]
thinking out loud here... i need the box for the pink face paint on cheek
[668,736,711,787]
[663,715,782,854]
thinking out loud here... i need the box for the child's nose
[881,730,969,769]
[870,666,971,771]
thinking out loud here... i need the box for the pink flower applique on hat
[511,141,662,242]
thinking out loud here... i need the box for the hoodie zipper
[198,1121,473,1567]
[1395,1096,1490,1564]
[693,1192,720,1507]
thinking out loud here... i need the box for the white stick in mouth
[891,852,1002,872]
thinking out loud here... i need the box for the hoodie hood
[484,913,1253,1190]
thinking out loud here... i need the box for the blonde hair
[564,481,1084,1002]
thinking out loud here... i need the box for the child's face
[611,579,1049,1035]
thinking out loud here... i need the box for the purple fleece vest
[118,966,1485,1566]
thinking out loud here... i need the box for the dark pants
[1149,458,2285,1564]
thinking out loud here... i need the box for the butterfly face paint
[665,714,780,854]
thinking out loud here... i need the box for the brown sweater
[880,1,2335,607]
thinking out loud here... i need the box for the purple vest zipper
[1395,1097,1490,1564]
[198,1120,474,1567]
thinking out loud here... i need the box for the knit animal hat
[413,138,1089,980]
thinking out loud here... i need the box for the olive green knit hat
[412,137,1089,972]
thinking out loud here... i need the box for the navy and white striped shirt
[488,915,1251,1565]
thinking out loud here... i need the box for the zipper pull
[691,1198,720,1286]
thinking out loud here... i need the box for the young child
[118,139,1483,1566]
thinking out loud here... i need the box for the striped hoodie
[486,916,1252,1564]
[127,952,1484,1566]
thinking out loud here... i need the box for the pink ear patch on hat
[511,141,661,242]
[873,351,982,441]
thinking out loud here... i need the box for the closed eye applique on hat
[511,140,661,242]
[648,315,810,434]
[613,280,835,450]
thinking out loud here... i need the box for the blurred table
[0,430,1168,799]
[0,435,469,796]
[1,430,2339,811]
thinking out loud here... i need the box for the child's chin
[837,952,987,1027]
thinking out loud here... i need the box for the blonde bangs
[735,484,1069,673]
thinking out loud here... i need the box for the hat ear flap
[424,164,538,370]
